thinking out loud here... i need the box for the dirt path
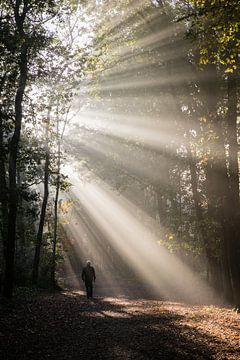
[0,291,239,359]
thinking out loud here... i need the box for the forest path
[0,290,239,360]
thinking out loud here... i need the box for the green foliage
[0,0,89,293]
[187,0,240,72]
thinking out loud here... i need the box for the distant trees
[0,0,88,297]
[186,0,240,307]
[63,0,240,308]
[0,0,63,298]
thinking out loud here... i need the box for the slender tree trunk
[220,220,233,302]
[198,65,233,296]
[51,137,61,287]
[0,94,8,287]
[32,113,50,285]
[156,190,167,226]
[225,73,240,308]
[227,74,239,203]
[202,65,239,304]
[17,172,25,251]
[188,144,225,291]
[50,104,71,287]
[178,169,183,242]
[3,31,28,297]
[0,73,8,244]
[155,158,170,227]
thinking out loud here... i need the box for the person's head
[86,260,91,266]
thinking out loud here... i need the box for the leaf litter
[0,291,239,359]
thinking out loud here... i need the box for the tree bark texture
[51,136,61,287]
[225,73,240,307]
[3,0,28,296]
[32,114,50,285]
[0,75,8,265]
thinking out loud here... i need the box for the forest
[0,1,240,359]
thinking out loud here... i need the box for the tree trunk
[32,113,50,285]
[16,170,26,249]
[199,64,234,298]
[227,72,239,203]
[0,73,8,234]
[51,137,61,288]
[225,73,240,308]
[0,84,8,288]
[3,35,28,298]
[202,65,240,305]
[187,143,224,290]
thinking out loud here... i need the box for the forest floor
[0,290,240,360]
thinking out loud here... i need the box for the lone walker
[81,260,96,299]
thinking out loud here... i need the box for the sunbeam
[61,166,216,304]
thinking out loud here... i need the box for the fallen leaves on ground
[0,291,239,359]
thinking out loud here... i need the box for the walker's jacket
[82,265,96,284]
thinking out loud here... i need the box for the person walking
[81,260,96,299]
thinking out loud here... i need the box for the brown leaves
[0,292,239,359]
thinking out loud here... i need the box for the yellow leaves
[60,219,70,225]
[59,200,74,214]
[200,48,208,55]
[127,39,136,47]
[225,67,234,73]
[199,117,207,123]
[199,57,209,65]
[59,200,74,226]
[198,156,209,167]
[191,1,240,72]
[157,235,174,253]
[225,64,237,73]
[202,306,213,313]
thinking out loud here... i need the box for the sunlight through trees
[0,0,240,313]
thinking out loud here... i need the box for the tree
[0,0,62,298]
[182,0,240,307]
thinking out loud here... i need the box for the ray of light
[61,166,216,303]
[56,0,228,304]
[64,133,171,187]
[65,111,184,153]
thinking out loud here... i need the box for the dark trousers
[85,282,93,298]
